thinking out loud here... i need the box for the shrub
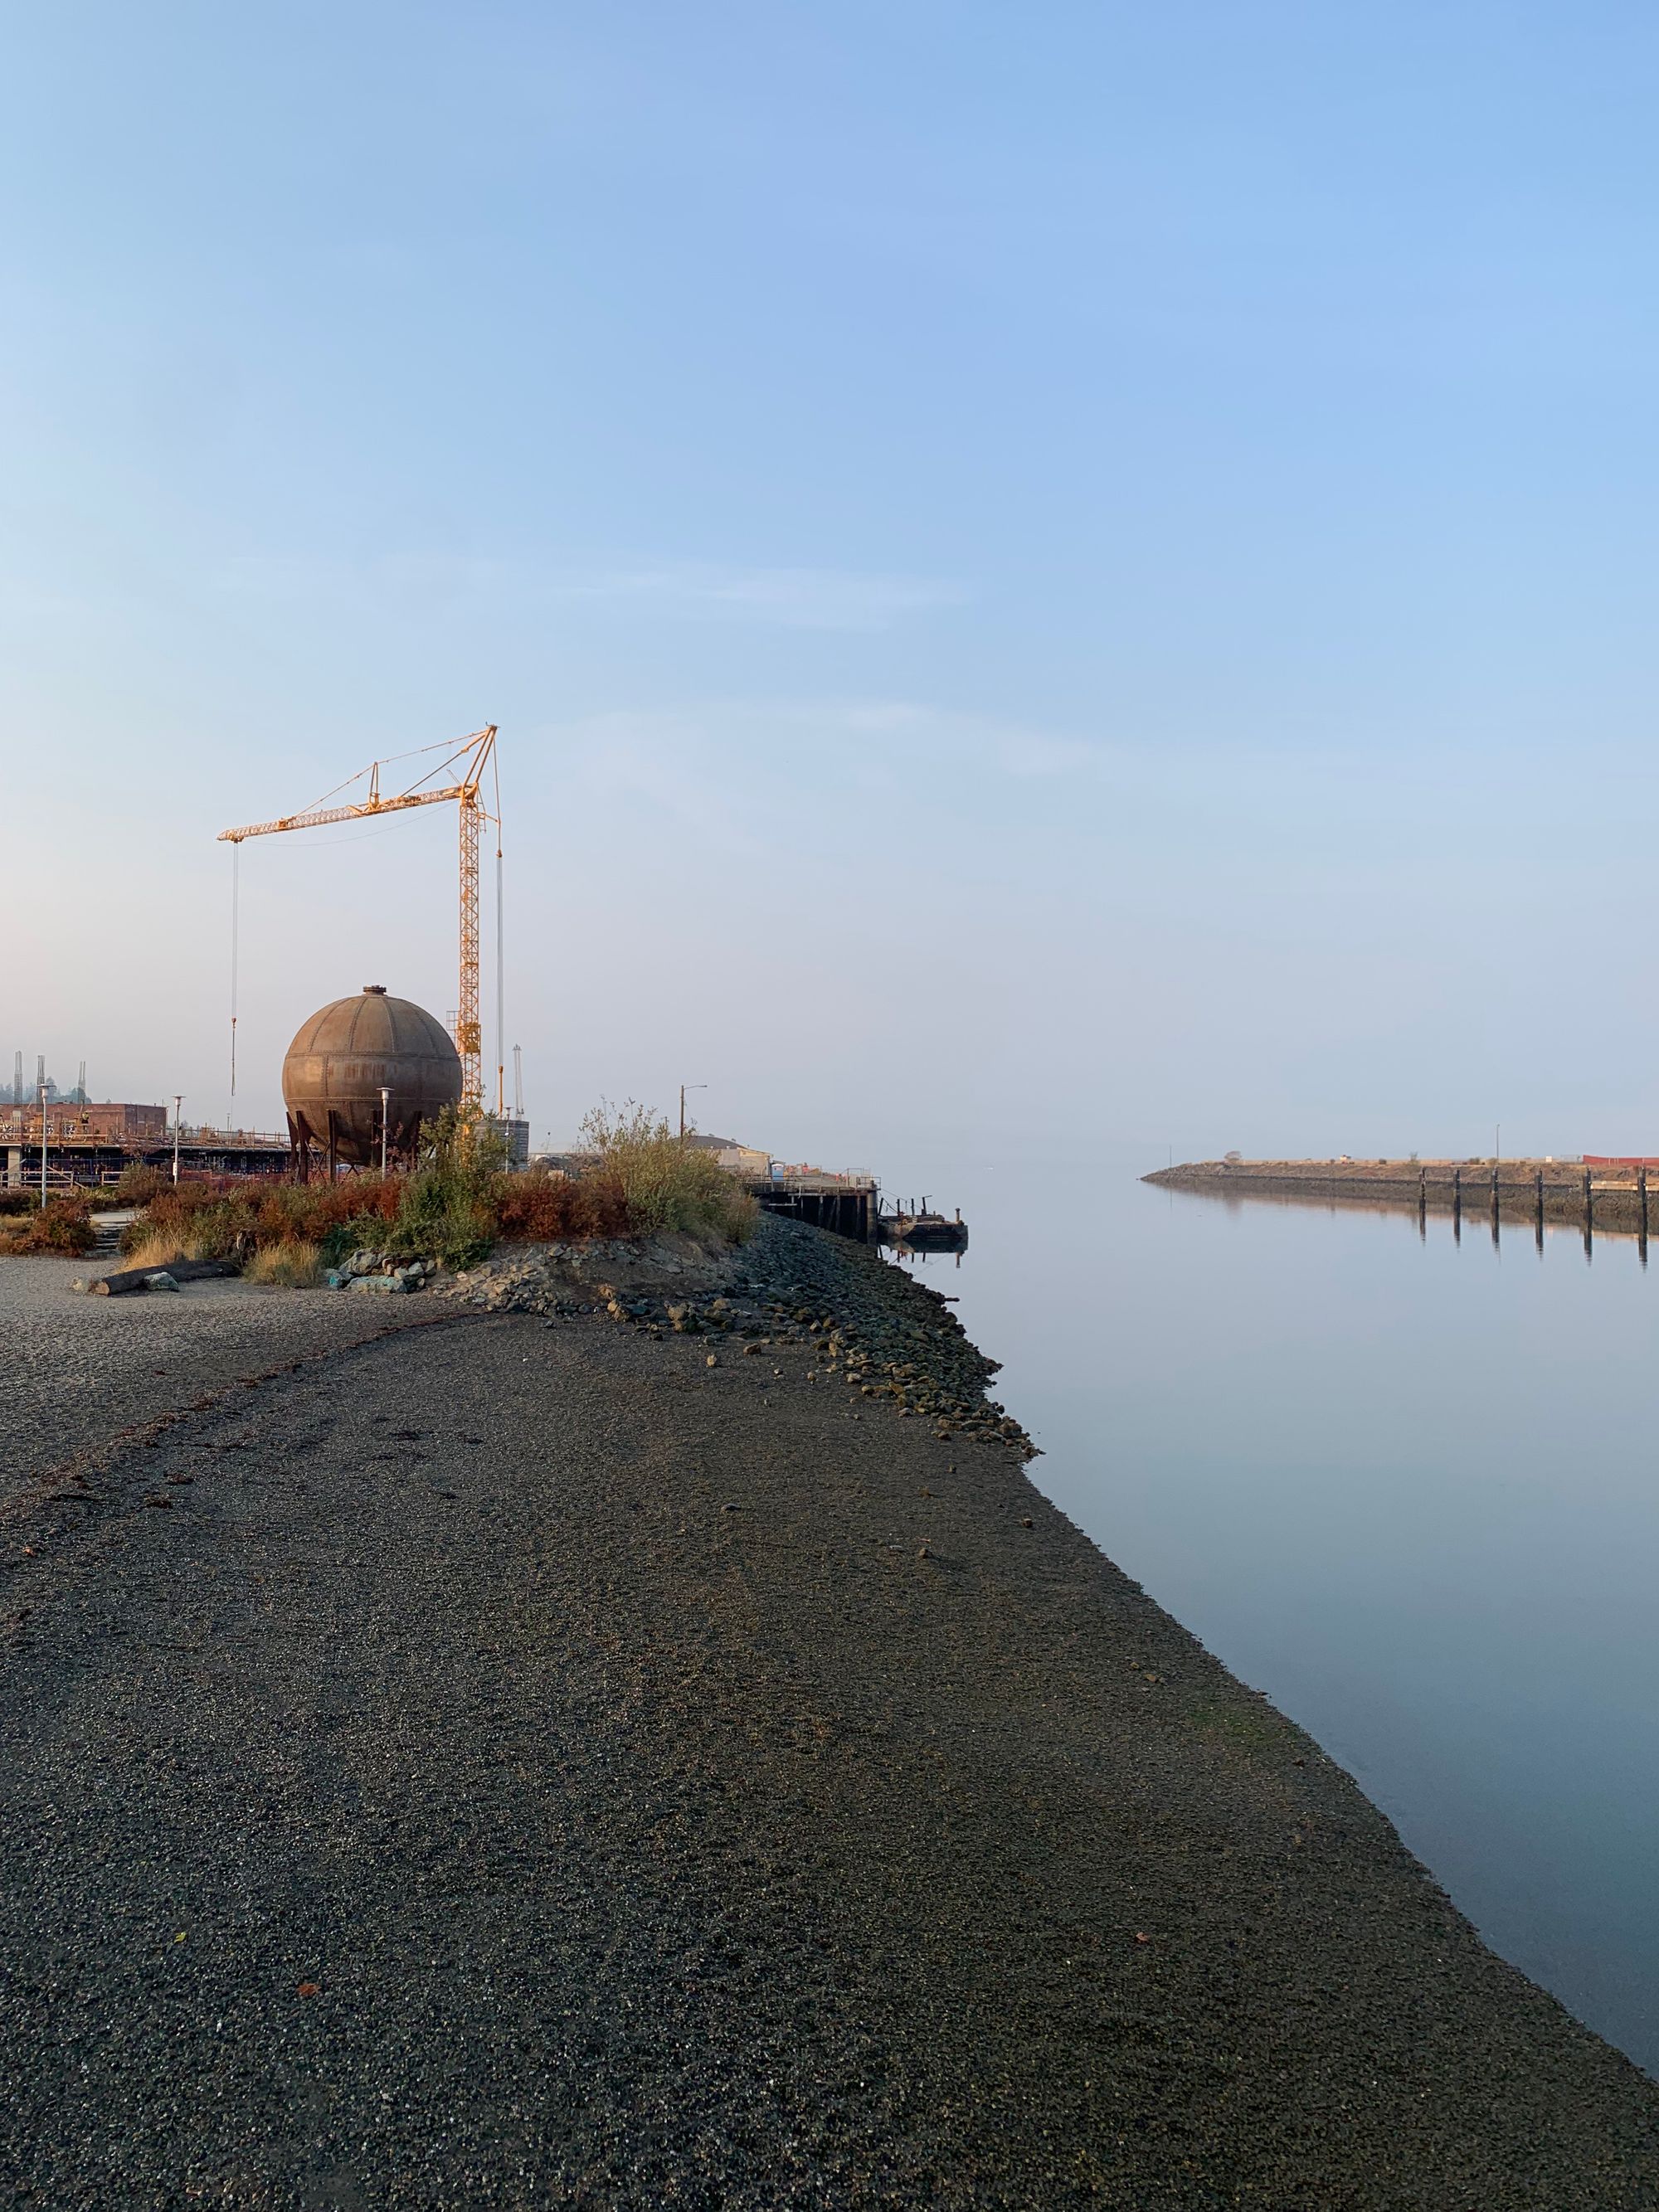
[367,1106,502,1268]
[0,1198,95,1256]
[119,1174,406,1262]
[578,1101,757,1241]
[114,1163,169,1205]
[494,1168,630,1242]
[104,1099,756,1277]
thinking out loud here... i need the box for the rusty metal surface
[281,986,461,1165]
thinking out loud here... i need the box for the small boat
[881,1208,969,1252]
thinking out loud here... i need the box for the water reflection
[1178,1178,1659,1269]
[895,1162,1659,2076]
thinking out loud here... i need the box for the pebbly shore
[431,1219,1038,1459]
[2,1217,1657,2207]
[0,1252,451,1513]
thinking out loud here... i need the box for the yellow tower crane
[219,725,501,1112]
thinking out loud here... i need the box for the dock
[750,1170,880,1243]
[1148,1155,1659,1256]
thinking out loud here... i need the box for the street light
[679,1082,708,1144]
[38,1080,47,1205]
[173,1096,183,1186]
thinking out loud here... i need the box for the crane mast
[220,725,499,1111]
[457,783,483,1105]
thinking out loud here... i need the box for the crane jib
[216,726,499,1112]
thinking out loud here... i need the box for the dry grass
[119,1228,191,1273]
[243,1238,324,1287]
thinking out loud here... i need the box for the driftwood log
[91,1259,237,1297]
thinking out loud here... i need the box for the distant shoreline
[1146,1156,1658,1236]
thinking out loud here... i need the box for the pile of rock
[325,1251,434,1295]
[438,1253,567,1313]
[724,1227,1038,1458]
[433,1218,1039,1460]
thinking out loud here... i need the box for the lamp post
[173,1096,183,1186]
[380,1087,391,1177]
[679,1082,707,1145]
[38,1080,47,1205]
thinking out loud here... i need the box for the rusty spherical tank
[281,985,461,1166]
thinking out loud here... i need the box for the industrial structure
[220,725,504,1113]
[281,986,462,1179]
[3,1112,287,1189]
[8,1054,90,1108]
[2,1100,167,1144]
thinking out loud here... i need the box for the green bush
[359,1106,504,1269]
[579,1101,757,1241]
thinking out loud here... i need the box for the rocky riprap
[326,1250,437,1294]
[437,1217,1038,1458]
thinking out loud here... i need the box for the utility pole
[173,1096,183,1186]
[380,1087,391,1177]
[679,1083,707,1144]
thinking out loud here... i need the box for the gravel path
[2,1227,1657,2207]
[0,1256,448,1508]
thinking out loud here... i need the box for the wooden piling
[1641,1167,1649,1267]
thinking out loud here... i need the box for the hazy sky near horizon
[6,4,1659,1175]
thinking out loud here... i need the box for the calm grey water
[889,1151,1659,2075]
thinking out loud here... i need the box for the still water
[892,1153,1659,2075]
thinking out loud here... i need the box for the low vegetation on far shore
[83,1102,756,1279]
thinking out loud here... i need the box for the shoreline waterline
[3,1216,1657,2199]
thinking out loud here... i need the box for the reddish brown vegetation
[0,1198,96,1255]
[492,1169,631,1242]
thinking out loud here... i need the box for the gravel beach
[0,1255,449,1509]
[2,1220,1657,2208]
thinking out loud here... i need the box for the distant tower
[74,1059,87,1105]
[12,1051,20,1105]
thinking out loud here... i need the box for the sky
[5,3,1659,1179]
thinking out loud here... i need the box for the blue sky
[6,4,1659,1173]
